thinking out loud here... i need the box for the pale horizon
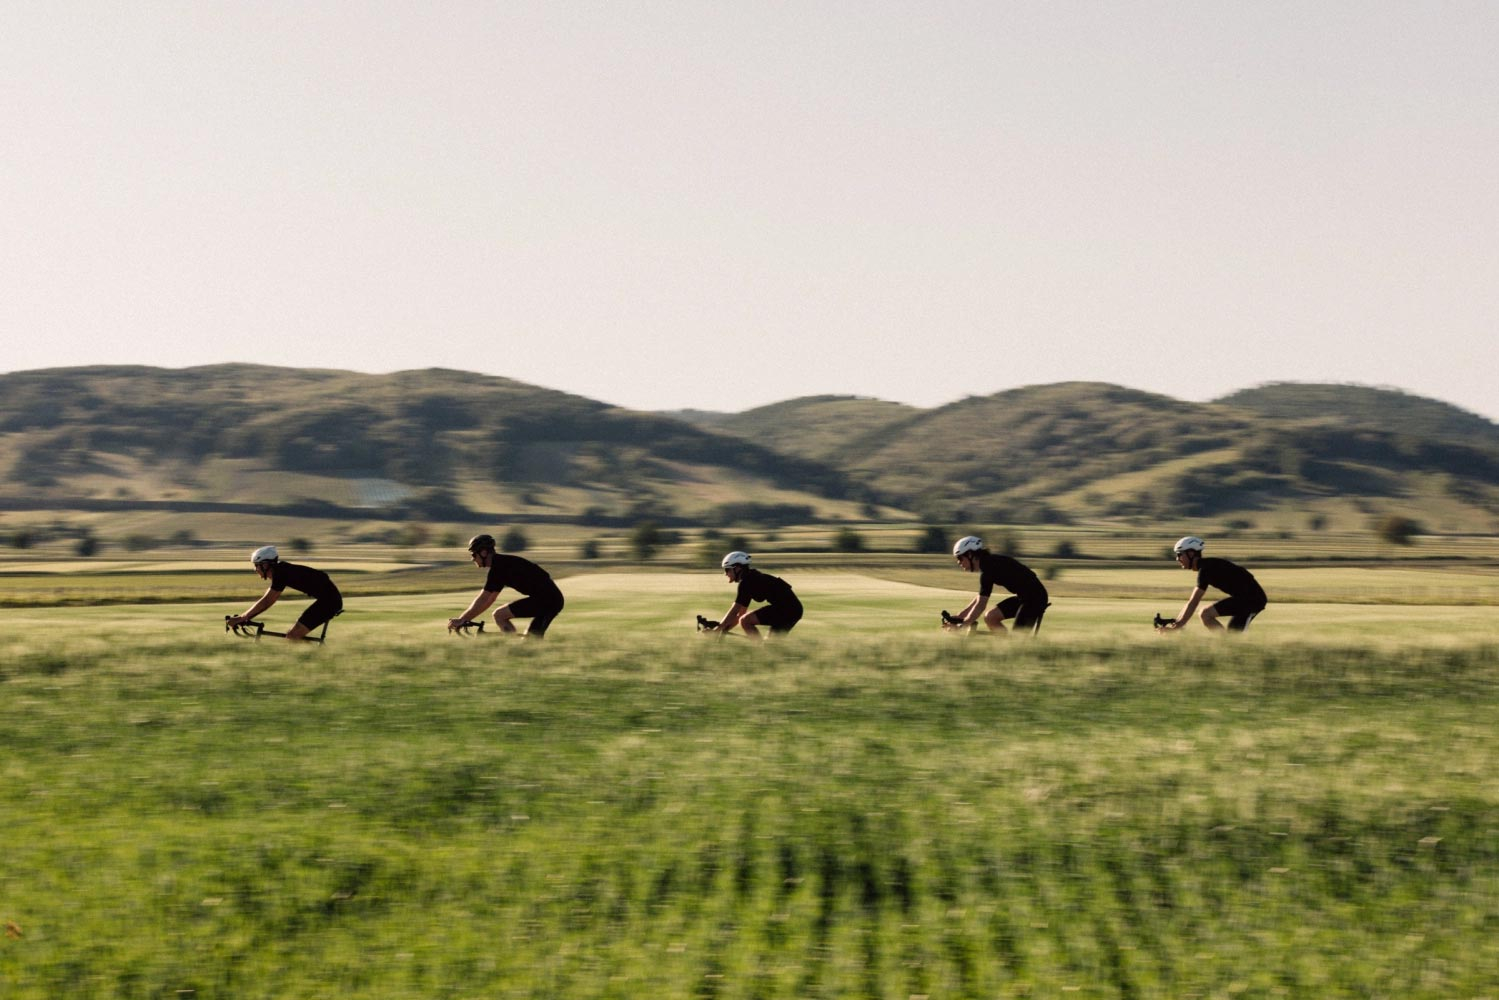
[5,3,1497,420]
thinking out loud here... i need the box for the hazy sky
[4,2,1497,418]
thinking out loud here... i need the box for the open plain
[5,562,1499,998]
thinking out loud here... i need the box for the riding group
[225,532,1267,642]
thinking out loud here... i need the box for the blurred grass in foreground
[4,623,1499,998]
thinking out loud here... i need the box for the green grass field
[5,571,1499,997]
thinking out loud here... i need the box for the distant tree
[704,534,752,565]
[1007,501,1073,526]
[396,488,470,521]
[1051,539,1079,559]
[708,502,813,527]
[913,525,949,554]
[992,529,1023,558]
[9,529,35,550]
[630,522,663,561]
[278,497,344,518]
[170,529,199,547]
[75,535,101,557]
[627,499,679,524]
[1376,515,1422,546]
[501,527,530,553]
[123,534,158,552]
[833,527,866,553]
[579,538,602,560]
[394,524,430,547]
[287,536,311,554]
[1307,514,1328,532]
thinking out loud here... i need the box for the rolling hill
[1217,382,1499,449]
[3,367,1497,533]
[668,395,922,463]
[0,366,869,524]
[671,382,1499,528]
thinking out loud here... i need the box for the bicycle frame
[449,620,487,636]
[224,616,330,644]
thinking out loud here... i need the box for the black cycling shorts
[752,598,803,634]
[1212,596,1265,632]
[508,589,565,637]
[297,596,343,631]
[997,593,1049,634]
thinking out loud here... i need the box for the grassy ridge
[1219,382,1499,447]
[7,367,1499,529]
[676,395,922,463]
[5,592,1499,997]
[0,365,865,523]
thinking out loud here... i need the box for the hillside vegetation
[3,367,1498,532]
[671,395,921,463]
[0,366,865,523]
[1219,382,1499,448]
[716,382,1499,527]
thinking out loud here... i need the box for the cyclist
[949,535,1049,635]
[707,551,802,638]
[1157,535,1267,633]
[227,545,343,641]
[449,533,564,638]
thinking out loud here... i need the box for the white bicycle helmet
[250,544,279,566]
[1173,535,1205,555]
[721,550,751,569]
[952,536,984,558]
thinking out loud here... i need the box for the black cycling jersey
[735,567,796,607]
[484,554,558,597]
[269,561,340,601]
[977,552,1046,600]
[1196,557,1266,607]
